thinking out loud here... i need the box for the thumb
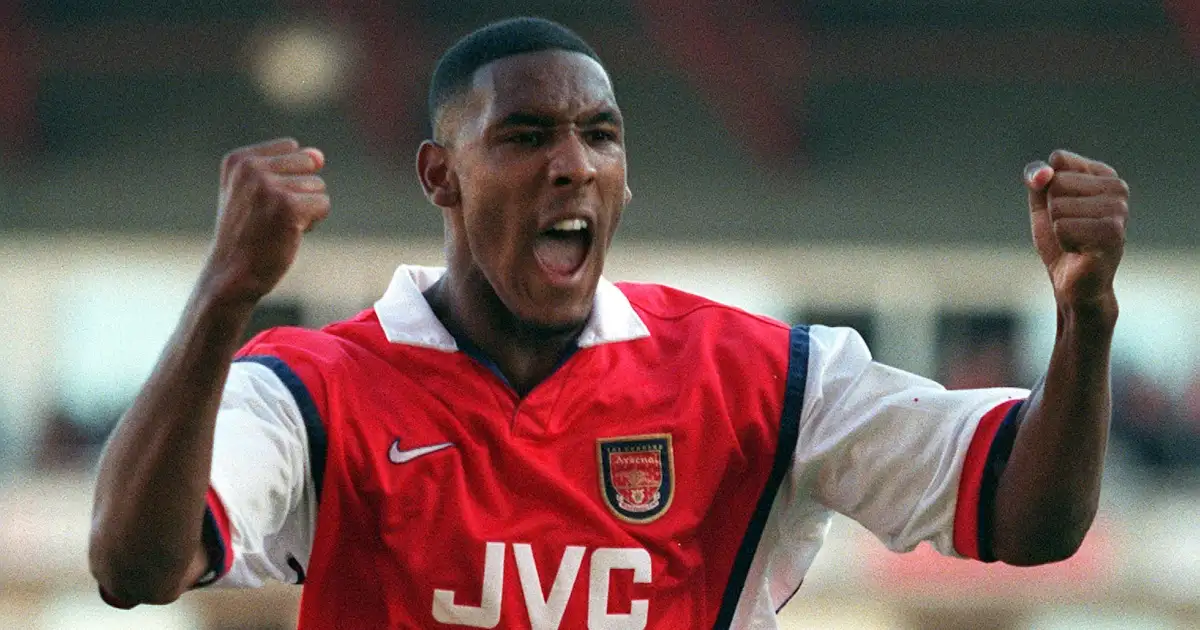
[1024,160,1054,214]
[303,147,326,170]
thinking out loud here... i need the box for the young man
[89,17,1129,629]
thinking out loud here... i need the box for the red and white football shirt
[189,265,1027,629]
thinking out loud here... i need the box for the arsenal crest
[597,434,674,523]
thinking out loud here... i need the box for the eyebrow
[584,110,622,126]
[494,109,622,129]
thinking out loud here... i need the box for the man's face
[438,50,630,330]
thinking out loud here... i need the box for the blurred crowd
[944,338,1200,483]
[1112,366,1200,480]
[23,311,1200,483]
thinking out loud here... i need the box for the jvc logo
[432,542,651,629]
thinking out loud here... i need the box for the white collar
[373,265,650,352]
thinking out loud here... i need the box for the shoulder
[235,308,388,373]
[613,281,794,369]
[615,281,791,335]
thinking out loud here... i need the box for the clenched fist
[202,138,330,305]
[1025,150,1128,317]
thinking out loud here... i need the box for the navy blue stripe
[451,332,516,389]
[774,580,804,614]
[286,554,307,585]
[976,400,1024,563]
[235,355,328,503]
[194,506,227,586]
[449,326,579,392]
[713,325,809,629]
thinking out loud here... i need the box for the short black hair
[428,17,602,140]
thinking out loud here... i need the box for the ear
[416,140,460,208]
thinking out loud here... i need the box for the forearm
[991,299,1116,565]
[89,275,257,601]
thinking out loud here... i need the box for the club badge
[597,434,674,523]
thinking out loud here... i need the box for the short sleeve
[199,358,319,588]
[794,325,1028,559]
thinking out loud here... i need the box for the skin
[89,138,330,603]
[418,50,632,395]
[87,51,1127,605]
[990,151,1128,564]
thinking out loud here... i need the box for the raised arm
[990,150,1129,565]
[88,138,329,604]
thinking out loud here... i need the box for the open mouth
[533,218,593,279]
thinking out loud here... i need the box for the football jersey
[192,265,1027,629]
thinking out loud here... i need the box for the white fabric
[209,361,316,588]
[729,325,1029,628]
[373,265,650,351]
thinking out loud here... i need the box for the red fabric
[0,1,39,158]
[953,399,1021,559]
[206,486,235,576]
[243,285,796,629]
[1165,0,1200,62]
[633,0,810,164]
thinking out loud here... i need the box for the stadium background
[1,0,1198,628]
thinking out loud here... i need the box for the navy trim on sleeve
[235,355,328,503]
[712,325,809,629]
[286,554,307,585]
[194,506,228,587]
[976,400,1024,563]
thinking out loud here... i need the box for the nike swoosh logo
[388,439,454,464]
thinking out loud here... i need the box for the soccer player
[88,17,1130,629]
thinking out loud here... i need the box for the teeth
[550,218,588,232]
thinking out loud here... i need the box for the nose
[547,131,597,188]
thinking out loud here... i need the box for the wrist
[194,268,263,322]
[196,258,271,307]
[1056,292,1118,342]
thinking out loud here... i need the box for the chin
[510,296,593,336]
[521,306,591,335]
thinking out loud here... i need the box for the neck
[424,273,584,396]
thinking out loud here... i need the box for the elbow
[88,525,191,606]
[996,534,1086,566]
[89,560,191,607]
[992,513,1096,567]
[990,485,1100,566]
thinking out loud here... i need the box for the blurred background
[1,0,1199,628]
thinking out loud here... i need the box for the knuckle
[1103,217,1126,241]
[1115,178,1130,198]
[298,175,327,192]
[243,154,269,171]
[308,193,332,211]
[222,150,259,178]
[1048,173,1077,195]
[285,191,320,211]
[236,163,269,189]
[230,155,265,182]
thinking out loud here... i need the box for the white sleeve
[795,325,1028,557]
[202,359,318,588]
